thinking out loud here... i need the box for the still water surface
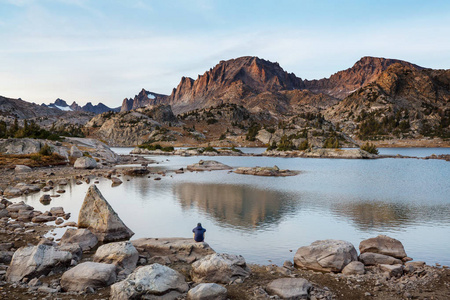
[20,147,450,266]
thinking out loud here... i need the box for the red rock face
[304,56,423,99]
[165,56,304,114]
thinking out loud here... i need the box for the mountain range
[43,99,120,114]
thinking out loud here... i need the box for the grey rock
[132,237,215,264]
[379,264,403,277]
[359,252,403,266]
[110,263,188,300]
[266,278,311,299]
[60,262,116,292]
[294,239,358,272]
[78,185,134,242]
[187,283,227,300]
[15,165,31,173]
[59,228,98,251]
[191,253,251,284]
[342,261,365,275]
[111,177,123,186]
[49,207,65,217]
[6,245,72,282]
[39,195,52,205]
[359,235,407,259]
[74,157,97,169]
[93,241,138,277]
[0,251,14,264]
[70,145,83,158]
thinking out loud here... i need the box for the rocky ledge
[234,165,300,177]
[264,148,377,159]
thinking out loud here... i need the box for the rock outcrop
[110,263,189,300]
[294,240,358,273]
[78,185,134,242]
[191,253,251,284]
[131,238,215,264]
[74,157,97,169]
[234,165,300,176]
[60,262,117,292]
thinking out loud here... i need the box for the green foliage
[138,143,174,152]
[203,146,218,153]
[277,135,295,151]
[360,142,379,155]
[39,144,53,156]
[298,140,309,150]
[246,123,261,141]
[266,141,277,151]
[0,118,83,140]
[323,137,340,148]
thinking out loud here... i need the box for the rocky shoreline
[0,141,449,299]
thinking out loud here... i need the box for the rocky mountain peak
[304,56,424,99]
[54,98,69,107]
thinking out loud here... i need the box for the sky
[0,0,449,107]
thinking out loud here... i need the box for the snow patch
[147,94,155,99]
[55,105,73,111]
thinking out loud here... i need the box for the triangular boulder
[78,185,134,242]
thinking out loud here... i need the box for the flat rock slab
[380,264,403,277]
[342,261,365,275]
[61,262,116,292]
[266,278,312,299]
[187,283,227,300]
[110,263,188,300]
[78,185,134,242]
[234,166,300,177]
[187,160,232,171]
[132,238,215,263]
[294,239,358,273]
[359,235,407,259]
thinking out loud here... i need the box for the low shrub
[360,142,379,155]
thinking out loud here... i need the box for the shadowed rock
[187,283,227,300]
[59,228,98,251]
[78,185,134,242]
[93,241,138,278]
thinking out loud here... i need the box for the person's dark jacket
[192,225,206,242]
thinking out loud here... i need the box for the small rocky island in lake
[186,160,232,171]
[234,165,300,177]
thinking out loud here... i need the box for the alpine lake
[17,147,450,266]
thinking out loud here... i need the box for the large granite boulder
[93,241,138,277]
[359,252,403,266]
[187,283,227,300]
[359,235,407,259]
[191,253,251,284]
[110,263,189,300]
[74,157,97,169]
[6,245,72,282]
[294,240,358,273]
[131,238,215,264]
[266,278,312,299]
[59,228,98,251]
[60,262,116,292]
[78,185,134,242]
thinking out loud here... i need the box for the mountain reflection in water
[174,183,298,230]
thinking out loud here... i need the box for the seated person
[192,223,206,242]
